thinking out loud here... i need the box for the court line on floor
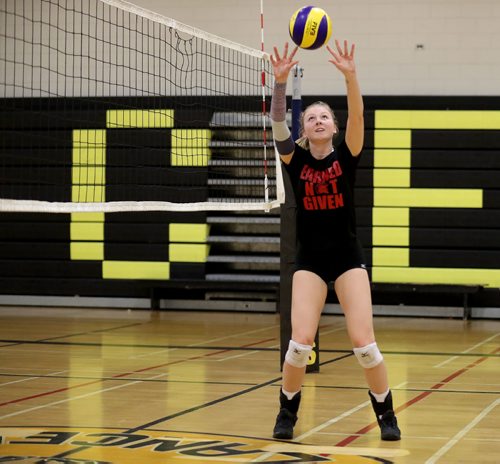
[0,372,257,387]
[0,338,280,351]
[130,323,280,359]
[41,322,148,342]
[334,345,500,447]
[3,371,498,396]
[0,351,352,461]
[0,336,500,452]
[424,398,500,464]
[320,348,500,358]
[6,338,492,412]
[0,372,168,420]
[216,344,280,362]
[294,380,408,442]
[2,337,499,360]
[320,326,347,336]
[434,332,500,368]
[125,352,355,433]
[213,323,338,362]
[0,320,330,354]
[0,370,68,388]
[0,322,147,350]
[0,337,276,409]
[312,383,500,395]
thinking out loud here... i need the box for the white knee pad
[353,342,383,369]
[285,340,313,368]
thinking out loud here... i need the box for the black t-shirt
[283,139,361,253]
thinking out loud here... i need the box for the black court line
[41,322,147,341]
[0,339,279,351]
[55,352,344,462]
[0,423,310,445]
[2,372,498,396]
[18,349,494,461]
[322,348,500,358]
[0,337,277,408]
[0,342,20,348]
[310,384,500,395]
[0,372,257,387]
[43,428,288,461]
[0,322,146,350]
[45,426,308,462]
[1,338,499,359]
[42,355,317,462]
[125,352,354,433]
[125,376,284,433]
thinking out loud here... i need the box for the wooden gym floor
[0,305,499,463]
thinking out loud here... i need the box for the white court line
[320,326,346,336]
[0,370,68,388]
[216,324,345,362]
[434,332,500,368]
[294,380,408,441]
[425,398,500,464]
[217,343,280,362]
[253,440,409,462]
[295,401,371,441]
[130,324,280,359]
[0,348,79,355]
[131,348,180,359]
[395,380,500,389]
[253,381,409,462]
[262,443,409,458]
[0,372,168,420]
[317,431,450,440]
[216,350,258,362]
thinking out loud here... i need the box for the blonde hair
[296,101,338,150]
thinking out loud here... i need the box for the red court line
[335,346,500,447]
[0,337,275,407]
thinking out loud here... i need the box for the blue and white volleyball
[289,6,332,50]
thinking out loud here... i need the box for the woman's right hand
[270,43,299,84]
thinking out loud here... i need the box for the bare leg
[334,267,401,440]
[282,270,328,392]
[273,270,327,439]
[334,268,389,394]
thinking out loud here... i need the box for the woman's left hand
[327,39,357,77]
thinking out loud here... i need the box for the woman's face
[302,105,336,144]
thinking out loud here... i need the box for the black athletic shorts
[295,240,367,284]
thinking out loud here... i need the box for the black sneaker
[368,390,401,441]
[272,390,301,439]
[378,409,401,441]
[272,407,298,439]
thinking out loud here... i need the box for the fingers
[271,43,299,66]
[281,42,299,62]
[273,46,281,62]
[332,39,355,58]
[283,42,289,58]
[335,39,343,56]
[326,44,340,62]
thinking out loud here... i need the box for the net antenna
[0,0,284,212]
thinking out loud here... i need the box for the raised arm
[327,40,364,156]
[270,43,299,164]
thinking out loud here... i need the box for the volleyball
[289,6,332,50]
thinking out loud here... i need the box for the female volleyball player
[269,40,401,441]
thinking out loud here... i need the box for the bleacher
[1,96,500,315]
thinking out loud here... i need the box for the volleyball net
[0,0,284,212]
